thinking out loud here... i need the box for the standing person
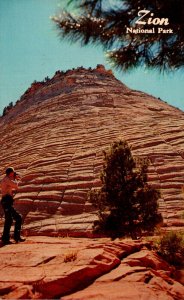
[1,167,25,245]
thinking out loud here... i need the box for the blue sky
[0,0,183,115]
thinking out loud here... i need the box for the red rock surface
[0,65,184,236]
[0,237,183,299]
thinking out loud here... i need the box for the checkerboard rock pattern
[0,65,184,236]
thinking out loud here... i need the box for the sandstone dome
[0,65,184,236]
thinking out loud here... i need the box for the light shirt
[1,176,18,197]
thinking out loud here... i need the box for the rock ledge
[0,237,183,299]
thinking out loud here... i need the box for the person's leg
[11,206,24,242]
[1,202,13,243]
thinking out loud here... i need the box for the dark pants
[1,195,22,242]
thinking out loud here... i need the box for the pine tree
[89,140,162,239]
[53,0,184,71]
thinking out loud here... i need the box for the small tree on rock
[89,140,162,239]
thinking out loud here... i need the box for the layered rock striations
[0,65,184,236]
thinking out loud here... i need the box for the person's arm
[8,177,19,190]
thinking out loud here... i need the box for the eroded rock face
[0,66,184,236]
[0,237,183,300]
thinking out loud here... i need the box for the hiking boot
[2,240,13,245]
[14,237,26,243]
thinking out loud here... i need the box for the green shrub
[156,231,184,267]
[89,140,162,239]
